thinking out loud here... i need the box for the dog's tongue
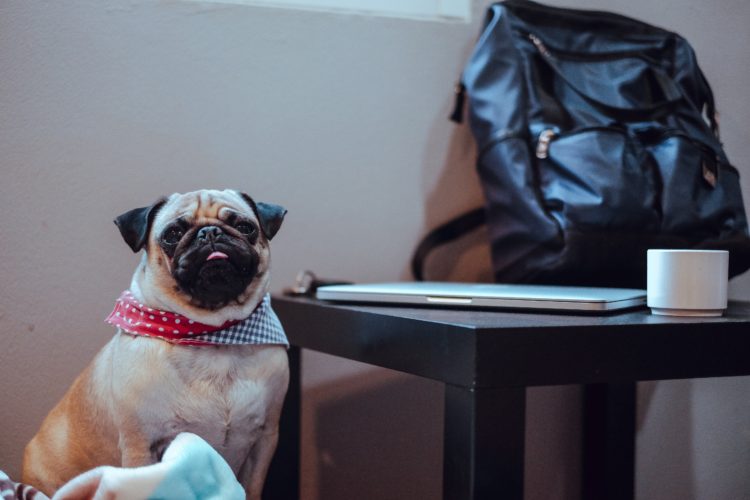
[206,251,229,261]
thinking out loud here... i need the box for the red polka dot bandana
[105,290,288,347]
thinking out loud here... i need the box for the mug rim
[647,249,728,254]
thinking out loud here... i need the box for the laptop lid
[315,282,647,312]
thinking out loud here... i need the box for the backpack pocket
[535,127,661,232]
[646,132,748,238]
[535,126,749,242]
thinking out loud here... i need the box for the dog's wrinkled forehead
[153,190,256,231]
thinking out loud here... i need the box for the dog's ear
[239,192,287,241]
[114,198,166,252]
[256,202,287,240]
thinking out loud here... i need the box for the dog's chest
[180,355,263,415]
[121,343,280,470]
[172,350,272,461]
[178,379,267,468]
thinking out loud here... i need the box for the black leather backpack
[413,0,750,288]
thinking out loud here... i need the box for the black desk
[263,296,750,500]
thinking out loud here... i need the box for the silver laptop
[315,282,647,312]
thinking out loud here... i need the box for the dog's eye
[235,222,257,236]
[162,226,184,245]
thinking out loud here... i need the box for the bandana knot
[105,290,288,347]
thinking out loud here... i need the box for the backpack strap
[411,207,486,281]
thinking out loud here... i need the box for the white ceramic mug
[646,249,729,317]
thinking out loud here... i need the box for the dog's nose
[197,226,222,241]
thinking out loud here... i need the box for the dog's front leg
[238,428,280,500]
[119,430,158,468]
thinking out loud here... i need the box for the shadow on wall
[636,380,696,500]
[305,370,444,500]
[407,98,493,283]
[301,369,589,500]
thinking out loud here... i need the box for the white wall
[1,0,748,499]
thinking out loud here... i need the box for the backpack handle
[411,207,486,281]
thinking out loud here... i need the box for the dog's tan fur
[22,190,289,499]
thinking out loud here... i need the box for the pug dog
[22,189,290,500]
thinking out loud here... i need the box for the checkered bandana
[106,290,288,347]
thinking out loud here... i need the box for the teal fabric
[148,433,245,500]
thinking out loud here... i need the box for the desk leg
[263,345,301,500]
[443,385,526,500]
[582,382,636,500]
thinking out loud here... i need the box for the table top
[272,295,750,389]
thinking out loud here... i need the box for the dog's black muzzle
[172,226,259,309]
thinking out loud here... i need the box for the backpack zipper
[527,32,655,62]
[528,33,551,58]
[535,125,726,188]
[536,129,557,159]
[536,126,621,159]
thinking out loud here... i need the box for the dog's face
[114,190,286,326]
